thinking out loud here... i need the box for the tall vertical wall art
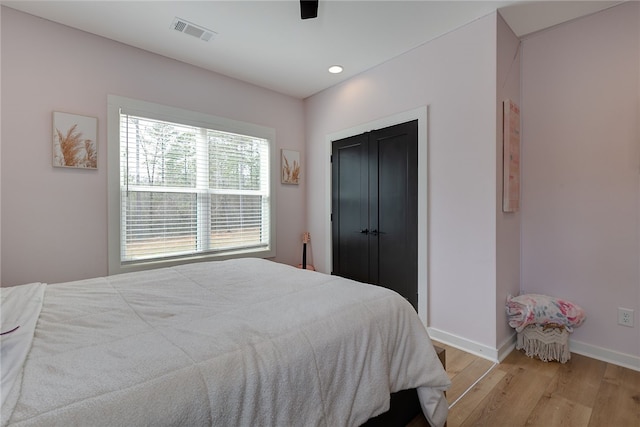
[281,149,300,184]
[503,99,520,212]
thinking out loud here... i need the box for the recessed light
[328,65,343,74]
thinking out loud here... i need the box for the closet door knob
[360,228,369,234]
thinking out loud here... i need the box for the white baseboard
[497,333,517,362]
[428,327,640,372]
[570,339,640,372]
[427,327,504,363]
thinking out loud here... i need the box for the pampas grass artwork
[53,111,98,169]
[281,149,300,184]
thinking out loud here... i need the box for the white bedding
[1,283,46,411]
[1,259,450,427]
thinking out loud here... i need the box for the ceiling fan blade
[300,0,318,19]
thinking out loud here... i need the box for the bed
[1,258,450,427]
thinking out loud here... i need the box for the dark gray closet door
[332,120,418,310]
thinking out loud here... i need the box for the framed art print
[53,111,98,169]
[281,149,300,184]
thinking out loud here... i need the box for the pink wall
[521,2,640,360]
[305,14,501,352]
[495,13,522,351]
[1,7,305,286]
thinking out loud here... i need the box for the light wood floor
[410,341,640,427]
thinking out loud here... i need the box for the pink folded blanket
[506,294,586,332]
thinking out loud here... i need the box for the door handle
[360,229,384,236]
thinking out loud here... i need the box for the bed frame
[362,345,446,427]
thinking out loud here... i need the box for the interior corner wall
[495,13,521,351]
[0,7,305,286]
[0,5,3,284]
[521,2,640,361]
[305,13,499,352]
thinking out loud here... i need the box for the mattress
[1,258,450,426]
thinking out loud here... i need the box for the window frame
[108,95,276,275]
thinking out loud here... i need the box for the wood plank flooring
[409,341,640,427]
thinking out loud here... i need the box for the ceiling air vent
[171,18,216,42]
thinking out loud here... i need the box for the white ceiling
[2,0,624,99]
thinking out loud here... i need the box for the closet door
[331,133,370,284]
[331,120,418,309]
[369,121,418,308]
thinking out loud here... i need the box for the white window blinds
[119,112,271,264]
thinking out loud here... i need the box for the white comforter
[1,259,450,427]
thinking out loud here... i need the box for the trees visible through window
[114,104,273,268]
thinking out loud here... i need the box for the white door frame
[325,106,429,325]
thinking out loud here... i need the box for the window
[108,96,275,274]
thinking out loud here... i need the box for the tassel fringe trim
[516,325,571,363]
